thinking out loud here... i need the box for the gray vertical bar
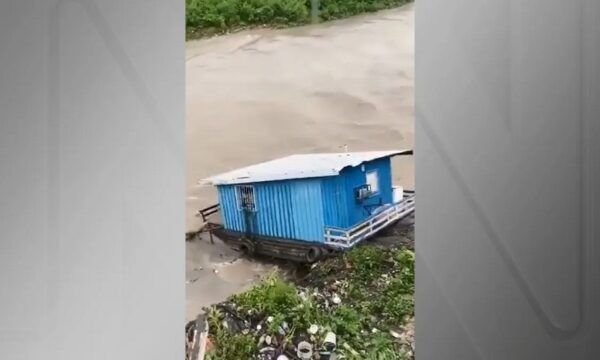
[416,0,600,358]
[0,0,184,359]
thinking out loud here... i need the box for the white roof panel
[201,149,412,185]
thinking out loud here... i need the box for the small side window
[236,185,256,211]
[366,170,379,194]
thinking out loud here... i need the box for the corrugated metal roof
[201,149,413,185]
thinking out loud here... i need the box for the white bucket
[392,186,404,203]
[297,341,313,359]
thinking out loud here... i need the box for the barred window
[236,185,256,211]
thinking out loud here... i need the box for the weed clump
[202,245,415,359]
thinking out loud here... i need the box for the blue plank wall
[321,157,393,228]
[217,157,393,243]
[217,178,325,242]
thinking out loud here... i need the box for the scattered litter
[192,230,416,359]
[323,331,337,350]
[297,341,314,359]
[258,346,276,360]
[277,326,286,336]
[342,343,359,357]
[186,278,198,285]
[331,294,341,305]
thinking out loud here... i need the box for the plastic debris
[323,331,336,350]
[331,294,341,305]
[258,346,276,360]
[191,229,416,360]
[297,341,314,359]
[342,343,359,357]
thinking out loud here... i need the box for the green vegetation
[204,245,415,359]
[186,0,413,39]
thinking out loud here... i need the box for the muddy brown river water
[186,4,414,321]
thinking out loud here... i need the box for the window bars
[236,185,256,211]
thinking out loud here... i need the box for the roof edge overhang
[199,149,413,186]
[336,148,413,174]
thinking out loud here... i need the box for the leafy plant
[330,305,363,338]
[186,0,413,39]
[346,245,388,282]
[232,272,301,315]
[205,307,258,360]
[204,246,415,358]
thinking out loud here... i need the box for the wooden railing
[196,203,220,222]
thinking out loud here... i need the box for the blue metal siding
[254,182,295,239]
[216,157,394,241]
[340,157,394,226]
[321,176,349,228]
[217,179,325,242]
[290,180,325,242]
[217,185,244,232]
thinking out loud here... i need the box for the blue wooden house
[200,150,414,261]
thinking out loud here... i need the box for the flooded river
[186,4,414,321]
